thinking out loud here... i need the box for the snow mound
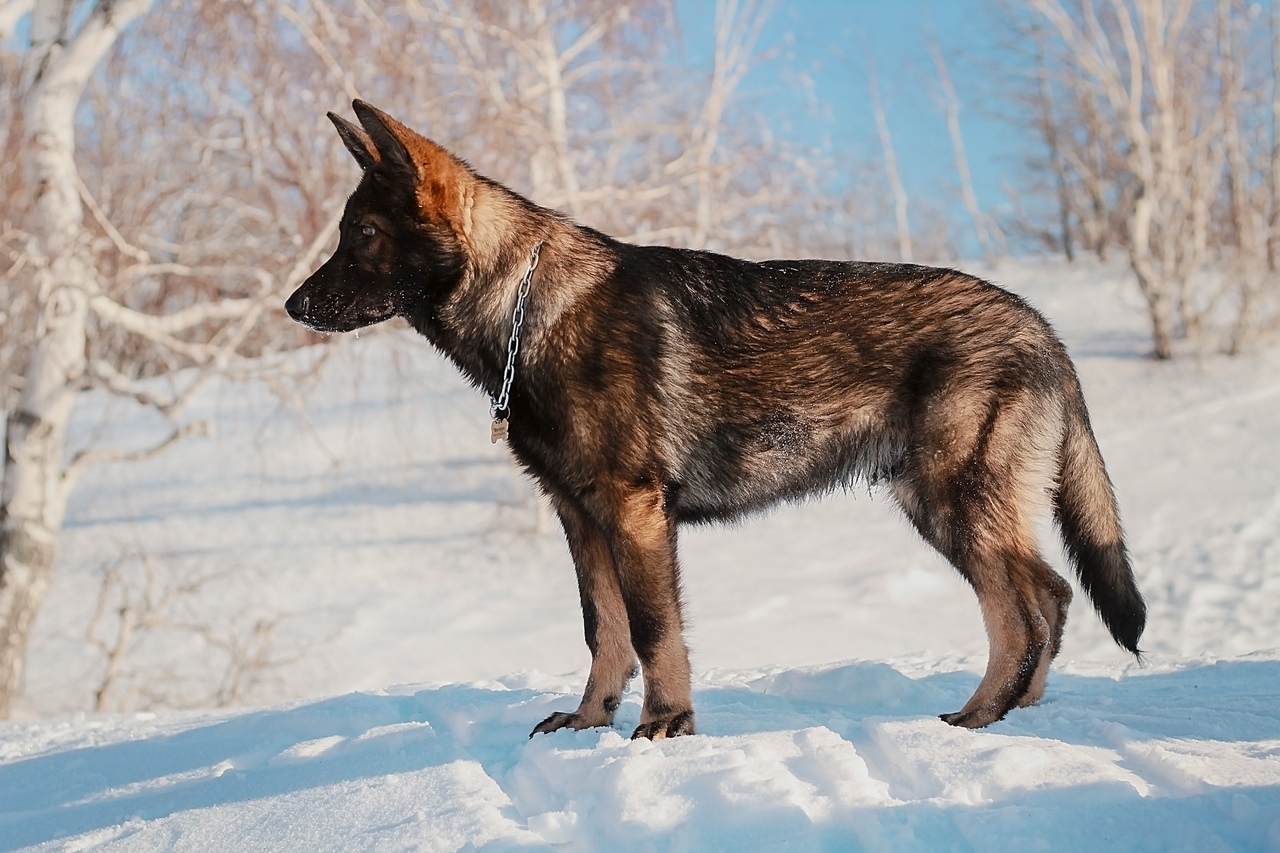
[3,658,1280,851]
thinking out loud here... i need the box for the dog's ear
[350,100,473,234]
[352,100,417,183]
[328,112,378,171]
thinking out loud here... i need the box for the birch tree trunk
[1033,28,1075,262]
[1270,0,1280,273]
[0,0,33,40]
[930,40,1005,262]
[868,62,913,263]
[0,0,152,717]
[1221,0,1262,354]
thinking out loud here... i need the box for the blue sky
[681,0,1029,243]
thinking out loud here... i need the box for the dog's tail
[1054,380,1146,657]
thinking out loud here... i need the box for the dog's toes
[939,705,1008,729]
[630,710,696,740]
[530,711,588,737]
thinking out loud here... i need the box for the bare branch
[85,558,136,712]
[89,293,260,358]
[270,0,362,103]
[25,0,153,98]
[74,170,151,264]
[61,419,211,495]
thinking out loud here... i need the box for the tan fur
[605,481,693,733]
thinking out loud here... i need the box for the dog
[285,101,1146,738]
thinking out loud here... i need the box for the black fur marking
[579,585,600,655]
[1055,497,1145,655]
[622,595,668,666]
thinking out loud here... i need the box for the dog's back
[534,246,1071,521]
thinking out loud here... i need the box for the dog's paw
[631,710,695,740]
[939,706,1008,729]
[530,711,596,737]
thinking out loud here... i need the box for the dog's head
[285,101,473,333]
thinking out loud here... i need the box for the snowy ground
[2,259,1279,850]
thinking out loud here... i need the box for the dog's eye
[360,223,376,239]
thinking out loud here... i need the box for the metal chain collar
[489,241,542,442]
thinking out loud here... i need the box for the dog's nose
[285,290,310,321]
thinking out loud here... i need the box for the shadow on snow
[1,659,1278,851]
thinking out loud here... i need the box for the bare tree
[0,0,340,717]
[930,37,1006,262]
[1217,0,1279,352]
[1030,0,1229,358]
[394,0,812,256]
[1030,21,1076,261]
[0,0,155,719]
[683,0,773,249]
[1270,0,1280,274]
[867,60,913,263]
[1004,0,1280,355]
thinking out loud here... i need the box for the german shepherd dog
[286,101,1146,738]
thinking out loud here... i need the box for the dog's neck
[437,181,612,372]
[488,240,543,443]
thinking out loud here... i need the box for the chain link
[490,241,542,419]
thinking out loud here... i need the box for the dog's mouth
[285,289,396,333]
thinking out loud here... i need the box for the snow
[2,258,1279,851]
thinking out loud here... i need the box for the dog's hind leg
[893,388,1066,727]
[942,545,1053,726]
[897,509,1055,727]
[599,478,695,740]
[531,497,638,736]
[1019,559,1072,708]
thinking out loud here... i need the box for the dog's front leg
[606,480,695,740]
[531,498,638,737]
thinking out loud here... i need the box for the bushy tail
[1054,383,1146,656]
